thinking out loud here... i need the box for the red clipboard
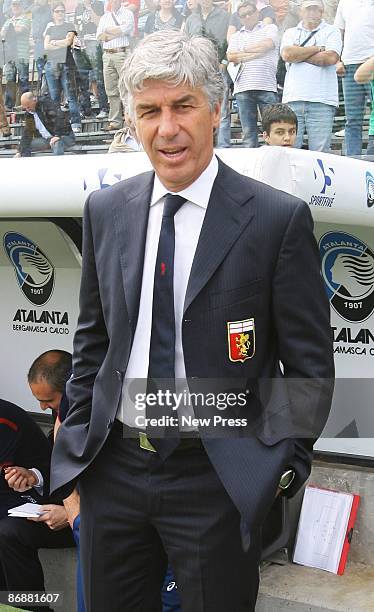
[337,493,360,575]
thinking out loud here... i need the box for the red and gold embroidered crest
[227,318,255,362]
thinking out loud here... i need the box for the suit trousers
[79,422,261,612]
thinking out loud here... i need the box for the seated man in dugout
[0,397,75,612]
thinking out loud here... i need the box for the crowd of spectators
[0,0,373,156]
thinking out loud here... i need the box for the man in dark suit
[51,30,334,612]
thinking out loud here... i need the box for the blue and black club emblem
[3,232,55,306]
[319,231,374,324]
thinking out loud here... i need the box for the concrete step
[256,562,374,612]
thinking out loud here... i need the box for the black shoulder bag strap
[277,28,319,87]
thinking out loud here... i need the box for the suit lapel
[114,160,255,324]
[184,160,255,313]
[113,171,154,332]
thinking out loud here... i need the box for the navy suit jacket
[51,158,334,535]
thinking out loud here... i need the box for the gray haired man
[51,30,334,612]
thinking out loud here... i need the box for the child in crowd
[262,102,297,147]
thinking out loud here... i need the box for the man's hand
[50,136,60,147]
[105,26,120,36]
[28,505,69,531]
[13,152,21,158]
[65,31,75,46]
[336,61,345,76]
[306,50,339,67]
[227,50,243,63]
[63,489,80,529]
[99,32,114,42]
[4,466,38,491]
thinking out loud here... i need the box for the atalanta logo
[319,231,374,323]
[366,171,374,208]
[3,232,55,306]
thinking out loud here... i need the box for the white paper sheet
[8,502,44,518]
[293,486,354,574]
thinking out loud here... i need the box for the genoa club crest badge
[227,318,255,362]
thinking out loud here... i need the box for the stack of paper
[293,485,360,575]
[8,503,44,518]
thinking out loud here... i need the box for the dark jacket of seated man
[18,94,75,157]
[0,399,74,605]
[0,398,52,516]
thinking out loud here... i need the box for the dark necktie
[147,194,186,458]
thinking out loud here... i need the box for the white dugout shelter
[0,147,373,460]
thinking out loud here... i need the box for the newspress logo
[366,171,374,208]
[319,231,374,323]
[3,232,55,306]
[309,159,336,207]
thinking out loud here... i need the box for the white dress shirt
[30,111,52,140]
[29,467,44,495]
[118,155,219,430]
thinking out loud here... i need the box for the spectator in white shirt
[334,0,374,156]
[281,0,341,152]
[227,0,279,147]
[96,0,134,129]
